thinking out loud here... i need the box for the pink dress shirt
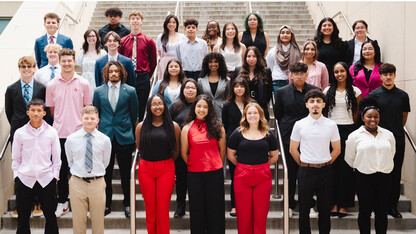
[12,121,61,188]
[290,61,329,90]
[349,63,382,98]
[45,74,92,138]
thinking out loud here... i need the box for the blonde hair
[129,10,143,20]
[44,44,62,52]
[239,102,269,135]
[18,56,36,67]
[82,105,98,116]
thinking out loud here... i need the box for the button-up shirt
[65,128,111,177]
[108,52,119,62]
[108,81,120,103]
[12,121,61,188]
[47,32,58,44]
[34,64,61,86]
[20,78,34,101]
[176,37,208,72]
[345,126,395,174]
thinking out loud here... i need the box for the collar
[108,23,121,30]
[282,44,290,51]
[26,120,46,135]
[108,81,121,88]
[108,53,119,61]
[57,73,79,82]
[358,125,382,135]
[81,128,98,137]
[186,37,199,44]
[291,83,307,93]
[306,114,324,124]
[47,32,58,39]
[381,84,397,92]
[20,78,34,87]
[47,63,60,69]
[129,32,142,38]
[29,121,44,131]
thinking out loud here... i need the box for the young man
[119,10,157,121]
[273,62,320,217]
[65,106,111,234]
[176,18,208,81]
[12,99,61,233]
[369,63,410,218]
[93,61,138,217]
[34,12,73,69]
[34,44,62,86]
[95,31,136,88]
[290,89,341,234]
[98,7,130,49]
[46,48,92,217]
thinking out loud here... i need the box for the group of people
[5,6,411,234]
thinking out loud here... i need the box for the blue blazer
[152,80,181,107]
[93,83,138,145]
[94,54,136,88]
[34,33,73,68]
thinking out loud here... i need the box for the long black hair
[226,77,252,104]
[161,14,179,53]
[200,52,228,79]
[220,22,241,52]
[353,40,382,77]
[239,46,269,85]
[170,78,201,118]
[158,59,185,96]
[314,17,343,48]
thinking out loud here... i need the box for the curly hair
[314,17,343,48]
[102,60,127,84]
[82,29,102,54]
[158,59,185,96]
[239,46,269,85]
[202,20,221,46]
[353,40,382,77]
[243,12,264,32]
[200,52,228,79]
[220,22,241,52]
[239,102,269,135]
[105,7,122,17]
[161,14,179,53]
[226,77,252,104]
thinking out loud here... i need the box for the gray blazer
[197,76,230,120]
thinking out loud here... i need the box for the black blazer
[5,79,46,140]
[346,36,373,66]
[222,101,244,141]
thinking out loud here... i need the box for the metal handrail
[175,0,180,16]
[248,0,252,13]
[130,149,139,234]
[404,127,416,153]
[0,134,10,161]
[317,2,354,35]
[57,2,87,32]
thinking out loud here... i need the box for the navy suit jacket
[93,83,138,145]
[94,54,136,88]
[34,33,73,68]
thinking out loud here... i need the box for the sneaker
[55,201,69,217]
[11,209,18,218]
[33,204,43,217]
[288,208,293,218]
[310,208,318,218]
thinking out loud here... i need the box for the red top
[187,119,223,172]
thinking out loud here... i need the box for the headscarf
[275,25,302,75]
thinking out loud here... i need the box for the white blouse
[156,33,187,57]
[218,46,242,71]
[323,86,361,125]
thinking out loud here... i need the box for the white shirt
[47,32,58,44]
[108,52,119,62]
[291,115,340,163]
[345,126,395,174]
[34,64,61,86]
[218,46,243,71]
[65,128,111,177]
[353,37,366,65]
[107,81,120,103]
[266,45,290,81]
[323,86,361,125]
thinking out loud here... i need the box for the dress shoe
[174,205,185,218]
[230,208,236,217]
[124,206,131,218]
[338,212,348,218]
[388,207,402,218]
[330,211,339,217]
[104,207,111,216]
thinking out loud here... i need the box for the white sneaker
[55,201,69,217]
[288,208,293,218]
[310,208,318,218]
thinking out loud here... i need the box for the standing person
[267,25,302,95]
[65,106,111,234]
[290,89,341,234]
[350,40,382,98]
[198,52,230,120]
[169,78,201,217]
[213,22,246,79]
[176,18,208,81]
[12,99,61,234]
[202,20,222,52]
[227,102,278,233]
[324,62,361,217]
[45,48,92,217]
[93,60,138,217]
[239,12,270,58]
[35,12,73,69]
[119,10,157,121]
[369,63,410,219]
[222,77,252,217]
[98,7,130,49]
[345,97,396,233]
[136,95,181,233]
[76,29,107,93]
[300,40,329,90]
[156,14,186,80]
[273,62,320,217]
[153,59,185,107]
[346,20,373,66]
[34,44,62,86]
[314,17,346,84]
[181,94,226,234]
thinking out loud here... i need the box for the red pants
[138,158,175,234]
[234,162,272,234]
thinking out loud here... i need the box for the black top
[241,30,267,57]
[317,41,347,83]
[228,129,278,165]
[346,36,373,66]
[98,23,131,49]
[369,85,410,138]
[363,67,372,84]
[141,123,172,161]
[169,100,192,127]
[222,101,244,140]
[209,81,218,96]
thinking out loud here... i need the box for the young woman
[239,12,270,58]
[76,29,107,92]
[213,22,246,78]
[156,14,186,80]
[181,94,226,234]
[227,102,279,234]
[300,40,329,89]
[345,96,395,234]
[349,40,382,98]
[324,62,361,218]
[221,77,252,217]
[153,59,185,107]
[168,78,201,217]
[202,20,222,52]
[266,25,302,94]
[314,17,347,83]
[346,20,373,66]
[197,52,230,120]
[135,95,181,234]
[234,46,272,120]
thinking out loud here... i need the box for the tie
[50,66,56,80]
[49,35,55,44]
[132,36,137,70]
[110,85,117,111]
[110,56,116,61]
[23,84,30,106]
[85,133,93,173]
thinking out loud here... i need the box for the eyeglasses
[19,65,35,69]
[151,103,164,108]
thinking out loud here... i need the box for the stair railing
[404,127,416,153]
[317,2,354,35]
[248,0,252,13]
[130,149,139,234]
[57,2,87,33]
[0,134,10,161]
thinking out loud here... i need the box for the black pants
[184,71,201,82]
[105,138,134,208]
[389,137,405,209]
[58,138,69,203]
[298,165,333,234]
[188,168,225,234]
[284,143,299,209]
[175,156,188,208]
[228,159,236,209]
[356,171,391,234]
[135,72,150,121]
[16,178,58,234]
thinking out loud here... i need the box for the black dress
[317,41,347,84]
[241,30,267,57]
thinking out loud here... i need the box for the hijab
[275,25,301,75]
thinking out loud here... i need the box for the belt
[73,175,103,183]
[300,161,331,168]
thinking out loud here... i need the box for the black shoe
[330,211,339,217]
[104,207,111,216]
[338,212,348,218]
[388,207,402,218]
[174,206,185,218]
[124,206,131,218]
